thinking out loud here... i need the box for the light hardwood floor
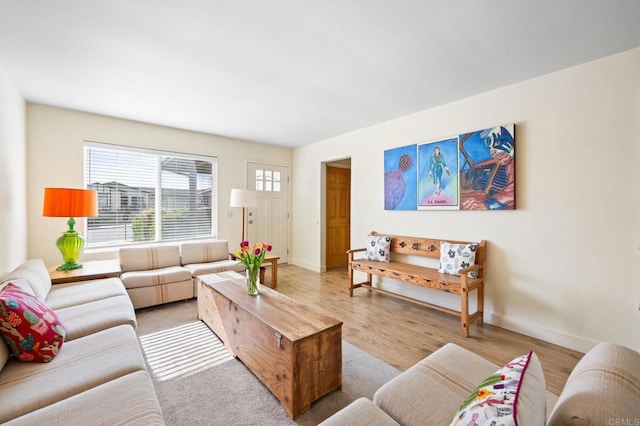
[272,264,583,396]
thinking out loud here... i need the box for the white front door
[246,162,289,263]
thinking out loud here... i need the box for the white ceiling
[1,1,639,148]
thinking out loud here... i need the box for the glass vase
[246,267,260,296]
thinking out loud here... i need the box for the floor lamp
[230,188,257,243]
[42,187,98,271]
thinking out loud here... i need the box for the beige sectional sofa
[0,259,164,425]
[119,245,194,309]
[321,341,640,425]
[119,240,245,309]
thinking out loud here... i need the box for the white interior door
[246,162,289,263]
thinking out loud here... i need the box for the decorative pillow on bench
[0,282,66,362]
[439,242,478,277]
[450,351,546,426]
[366,235,392,262]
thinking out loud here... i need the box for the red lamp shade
[43,188,98,271]
[42,188,98,218]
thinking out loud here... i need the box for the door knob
[248,220,253,224]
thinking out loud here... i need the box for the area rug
[136,301,400,425]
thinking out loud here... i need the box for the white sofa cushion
[320,397,399,426]
[120,266,192,289]
[45,277,127,310]
[0,259,51,302]
[119,245,181,272]
[374,343,498,426]
[0,278,35,297]
[55,294,137,341]
[182,260,246,277]
[5,371,164,425]
[547,342,640,425]
[0,325,147,423]
[181,240,230,265]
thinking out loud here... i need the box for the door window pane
[255,168,282,192]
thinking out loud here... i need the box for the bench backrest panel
[370,231,486,267]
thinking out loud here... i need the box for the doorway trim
[321,157,352,271]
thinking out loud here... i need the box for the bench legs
[461,285,484,337]
[461,288,469,337]
[477,285,484,326]
[348,266,371,297]
[348,265,354,296]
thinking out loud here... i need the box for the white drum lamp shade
[230,189,257,242]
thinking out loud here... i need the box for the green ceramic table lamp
[42,187,98,271]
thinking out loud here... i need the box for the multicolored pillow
[366,235,392,262]
[450,351,546,426]
[0,282,66,362]
[439,242,478,277]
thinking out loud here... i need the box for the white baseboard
[485,311,597,354]
[289,258,324,273]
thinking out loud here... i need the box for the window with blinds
[84,142,217,248]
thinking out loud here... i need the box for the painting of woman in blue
[459,124,515,210]
[428,146,450,196]
[418,138,458,209]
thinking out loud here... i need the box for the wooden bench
[347,232,486,336]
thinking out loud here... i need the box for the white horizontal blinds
[84,142,217,248]
[84,145,157,247]
[159,156,214,241]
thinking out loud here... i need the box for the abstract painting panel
[459,124,515,210]
[384,144,417,210]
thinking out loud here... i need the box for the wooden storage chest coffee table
[197,271,343,419]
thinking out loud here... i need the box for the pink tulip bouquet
[235,241,272,295]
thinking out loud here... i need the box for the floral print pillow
[366,235,392,263]
[439,242,478,277]
[451,351,546,426]
[0,282,66,362]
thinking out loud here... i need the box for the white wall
[0,66,26,272]
[26,104,292,264]
[291,47,640,352]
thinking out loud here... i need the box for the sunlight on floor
[139,321,235,382]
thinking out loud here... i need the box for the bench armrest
[346,248,366,254]
[459,264,484,281]
[346,247,366,261]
